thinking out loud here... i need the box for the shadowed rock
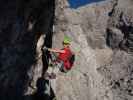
[0,0,55,100]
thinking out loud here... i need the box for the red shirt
[57,47,72,70]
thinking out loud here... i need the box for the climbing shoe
[49,72,56,79]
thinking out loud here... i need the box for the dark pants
[57,61,69,73]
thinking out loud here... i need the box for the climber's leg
[60,65,68,73]
[57,61,68,73]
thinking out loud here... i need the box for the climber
[43,36,75,73]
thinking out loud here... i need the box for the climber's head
[63,36,71,47]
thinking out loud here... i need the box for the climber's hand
[43,46,48,51]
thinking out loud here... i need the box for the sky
[68,0,105,8]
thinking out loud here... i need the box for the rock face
[52,0,114,100]
[100,0,133,100]
[52,0,133,100]
[107,0,133,52]
[0,0,55,100]
[1,0,133,100]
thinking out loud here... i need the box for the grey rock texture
[0,0,133,100]
[107,0,133,52]
[52,0,114,100]
[98,0,133,100]
[52,0,133,100]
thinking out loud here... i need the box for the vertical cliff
[52,0,114,100]
[52,0,133,100]
[1,0,133,100]
[0,0,55,100]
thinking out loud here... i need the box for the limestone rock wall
[52,0,114,100]
[52,0,133,100]
[99,0,133,100]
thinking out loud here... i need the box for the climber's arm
[43,46,65,53]
[48,48,65,53]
